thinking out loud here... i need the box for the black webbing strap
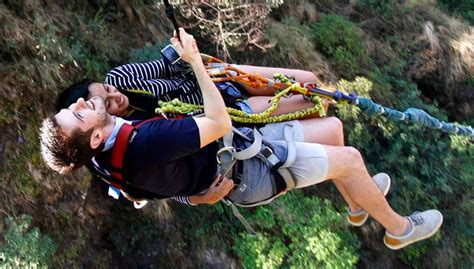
[163,0,180,40]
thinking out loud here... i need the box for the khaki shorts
[227,121,329,206]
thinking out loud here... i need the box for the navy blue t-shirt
[122,117,218,197]
[91,117,218,198]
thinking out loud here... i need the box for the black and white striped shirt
[104,58,204,106]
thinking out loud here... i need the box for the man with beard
[39,28,443,250]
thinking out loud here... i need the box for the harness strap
[110,124,135,183]
[108,116,168,189]
[276,124,298,190]
[222,198,257,236]
[221,126,297,191]
[229,128,263,160]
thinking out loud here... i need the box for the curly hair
[39,115,102,174]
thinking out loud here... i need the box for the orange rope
[204,55,288,91]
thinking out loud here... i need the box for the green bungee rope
[155,81,326,124]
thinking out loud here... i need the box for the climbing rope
[163,0,180,40]
[155,75,326,124]
[356,98,473,137]
[159,54,474,138]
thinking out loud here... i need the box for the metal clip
[160,112,169,120]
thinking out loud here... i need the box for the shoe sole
[376,173,391,196]
[384,213,443,250]
[347,213,369,227]
[347,173,391,226]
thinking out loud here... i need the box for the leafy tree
[0,215,57,269]
[337,77,473,267]
[234,192,360,268]
[438,0,474,25]
[313,14,369,79]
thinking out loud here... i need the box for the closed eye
[72,111,84,121]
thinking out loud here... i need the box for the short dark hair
[56,79,94,112]
[40,115,103,173]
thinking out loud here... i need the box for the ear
[90,129,104,149]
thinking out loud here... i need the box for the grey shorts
[227,121,329,206]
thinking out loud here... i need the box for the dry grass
[450,29,474,77]
[423,22,443,54]
[408,6,473,89]
[0,4,35,58]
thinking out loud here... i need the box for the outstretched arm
[105,56,189,82]
[171,28,231,148]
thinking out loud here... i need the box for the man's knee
[344,145,361,157]
[315,117,344,145]
[336,146,364,176]
[327,117,343,133]
[301,70,317,81]
[325,145,364,180]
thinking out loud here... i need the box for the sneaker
[347,173,391,226]
[384,209,443,250]
[134,200,149,209]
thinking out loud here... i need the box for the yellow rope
[155,79,326,124]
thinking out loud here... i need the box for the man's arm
[105,57,188,82]
[171,28,232,148]
[104,59,190,100]
[188,175,234,205]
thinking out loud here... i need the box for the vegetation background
[0,0,472,268]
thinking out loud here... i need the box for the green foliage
[234,192,360,268]
[129,41,168,63]
[355,0,395,18]
[70,41,111,80]
[244,17,317,69]
[0,215,57,269]
[313,14,369,78]
[337,77,474,267]
[438,0,474,25]
[467,77,474,87]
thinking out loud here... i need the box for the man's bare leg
[323,145,409,235]
[298,118,362,212]
[235,65,317,95]
[247,101,367,214]
[247,95,328,118]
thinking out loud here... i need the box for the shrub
[129,41,168,63]
[438,0,474,25]
[313,14,369,78]
[355,0,395,18]
[336,77,474,267]
[0,215,57,269]
[234,192,360,268]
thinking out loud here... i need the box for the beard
[90,96,110,127]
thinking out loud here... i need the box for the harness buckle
[261,146,274,158]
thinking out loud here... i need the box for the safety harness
[214,124,299,235]
[218,126,297,206]
[104,115,298,234]
[107,116,175,193]
[107,117,296,197]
